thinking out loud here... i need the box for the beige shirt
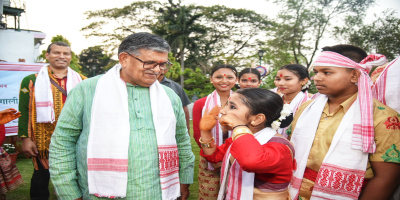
[290,93,400,199]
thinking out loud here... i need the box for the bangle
[199,137,215,148]
[233,125,249,130]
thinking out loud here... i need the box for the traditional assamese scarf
[312,51,382,153]
[35,64,82,123]
[87,64,180,199]
[202,90,233,170]
[372,57,400,113]
[278,91,309,138]
[218,127,277,200]
[290,94,369,200]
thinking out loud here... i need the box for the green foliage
[81,1,272,73]
[183,68,214,99]
[261,68,279,90]
[267,0,375,68]
[78,46,116,77]
[151,0,207,86]
[166,52,181,81]
[37,35,82,72]
[335,11,400,60]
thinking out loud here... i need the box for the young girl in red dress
[199,88,296,199]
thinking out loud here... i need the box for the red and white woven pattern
[372,57,400,113]
[313,51,376,153]
[35,64,83,123]
[218,127,277,200]
[88,64,179,199]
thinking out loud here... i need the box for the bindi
[280,74,283,77]
[248,77,251,80]
[224,74,226,76]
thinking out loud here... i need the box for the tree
[79,46,116,77]
[151,0,207,86]
[183,68,214,99]
[81,1,272,83]
[166,53,182,82]
[335,11,400,60]
[184,5,272,71]
[266,0,375,68]
[38,35,82,72]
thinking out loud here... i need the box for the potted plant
[2,143,18,164]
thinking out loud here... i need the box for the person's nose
[220,106,227,115]
[152,64,162,73]
[313,74,321,82]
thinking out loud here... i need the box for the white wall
[0,29,45,62]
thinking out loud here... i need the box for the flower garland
[271,104,292,130]
[301,80,311,90]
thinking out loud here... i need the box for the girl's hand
[0,108,21,125]
[219,114,247,130]
[199,106,220,131]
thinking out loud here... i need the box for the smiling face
[274,69,306,96]
[239,73,261,89]
[312,66,358,98]
[210,68,237,92]
[45,44,71,70]
[119,49,168,87]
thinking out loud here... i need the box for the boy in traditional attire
[289,44,400,200]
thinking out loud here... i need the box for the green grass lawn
[6,122,202,199]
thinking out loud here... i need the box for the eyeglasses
[126,52,172,70]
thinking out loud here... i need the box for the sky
[13,0,400,55]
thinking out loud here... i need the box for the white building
[0,0,46,63]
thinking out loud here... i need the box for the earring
[251,121,256,126]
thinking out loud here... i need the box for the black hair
[278,64,310,92]
[236,88,293,128]
[210,64,237,77]
[47,42,70,53]
[322,44,367,63]
[238,68,261,81]
[118,32,170,56]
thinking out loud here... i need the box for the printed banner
[0,62,45,136]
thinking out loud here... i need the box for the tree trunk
[180,48,185,87]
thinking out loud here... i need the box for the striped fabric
[289,95,369,200]
[202,90,233,170]
[0,148,23,194]
[278,91,310,138]
[218,127,277,200]
[49,75,194,200]
[313,51,376,153]
[372,57,400,113]
[202,90,233,146]
[35,65,82,123]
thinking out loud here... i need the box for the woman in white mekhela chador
[273,64,311,138]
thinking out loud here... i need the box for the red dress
[0,125,5,146]
[0,125,23,194]
[200,134,295,184]
[193,97,207,148]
